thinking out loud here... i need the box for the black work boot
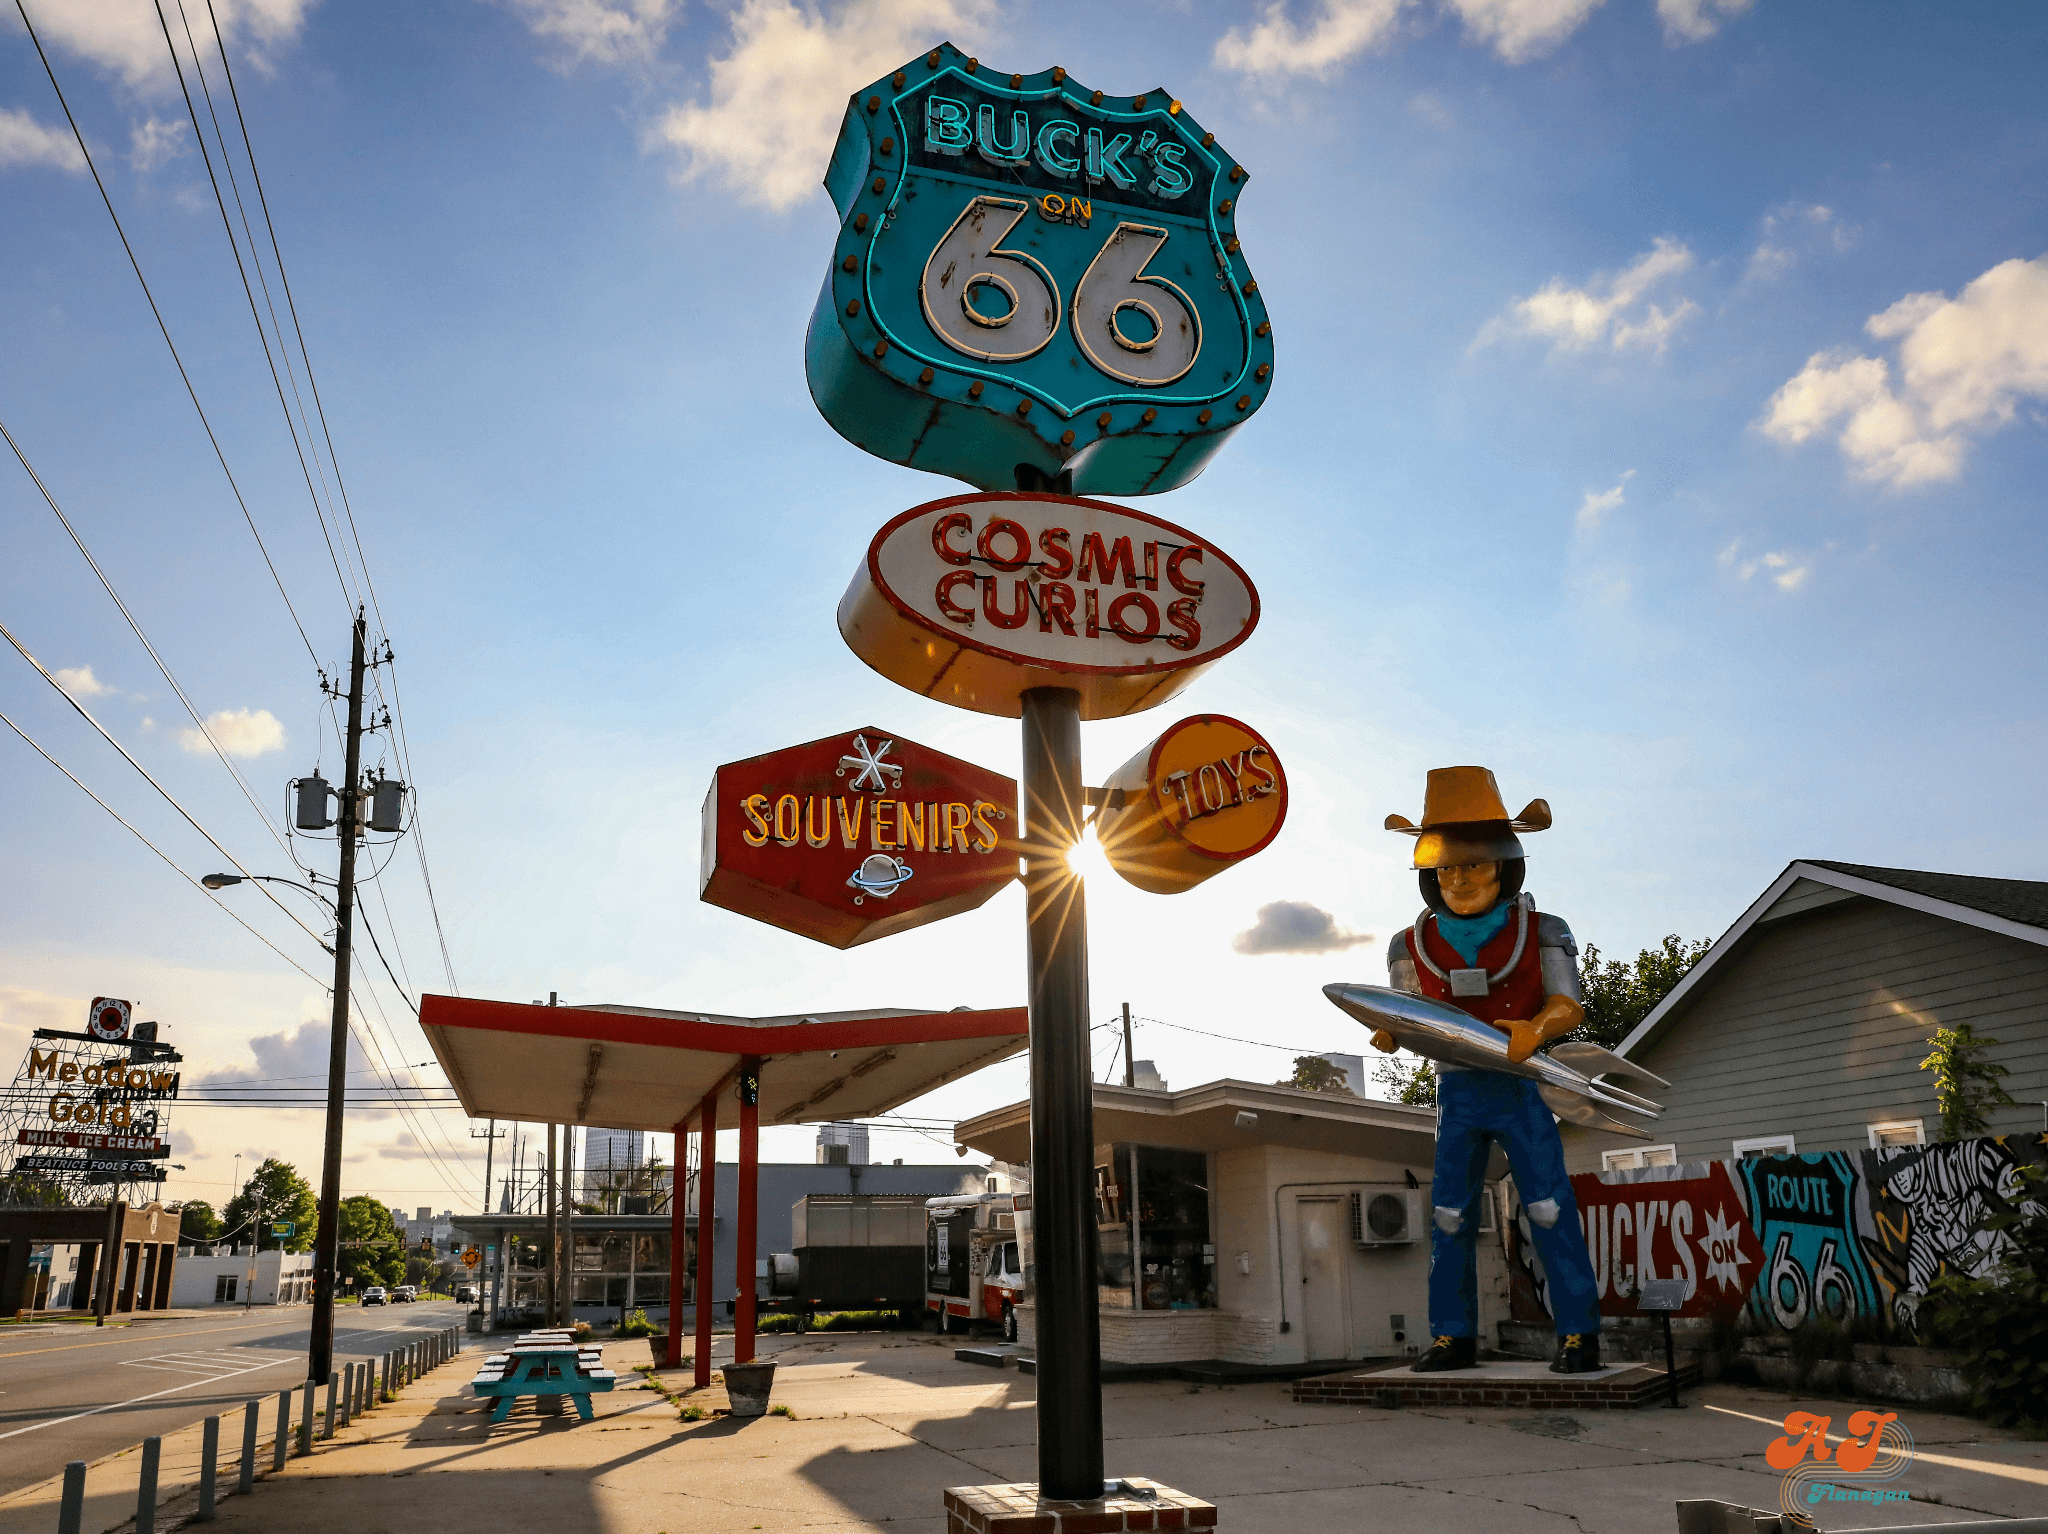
[1410,1334,1477,1372]
[1549,1332,1601,1374]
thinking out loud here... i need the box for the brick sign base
[946,1479,1218,1532]
[1292,1358,1700,1411]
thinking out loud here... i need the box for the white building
[171,1247,316,1306]
[815,1122,869,1166]
[583,1128,644,1195]
[392,1206,457,1255]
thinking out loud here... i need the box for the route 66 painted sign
[699,726,1019,949]
[806,44,1273,498]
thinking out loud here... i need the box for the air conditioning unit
[1351,1189,1423,1247]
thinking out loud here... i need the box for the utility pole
[1122,1002,1135,1089]
[307,612,366,1387]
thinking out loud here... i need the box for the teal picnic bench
[471,1333,617,1422]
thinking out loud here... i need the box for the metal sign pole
[1020,687,1102,1501]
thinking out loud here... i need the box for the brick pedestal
[945,1480,1218,1532]
[1293,1356,1701,1410]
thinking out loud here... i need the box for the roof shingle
[1806,860,2048,933]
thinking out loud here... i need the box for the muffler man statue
[1377,767,1603,1374]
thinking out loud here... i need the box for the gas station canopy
[419,995,1028,1132]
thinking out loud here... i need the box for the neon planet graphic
[847,854,915,904]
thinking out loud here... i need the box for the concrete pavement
[6,1331,2040,1533]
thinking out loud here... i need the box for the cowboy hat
[1384,766,1551,870]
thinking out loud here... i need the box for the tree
[179,1200,223,1245]
[220,1158,317,1253]
[1920,1022,2019,1141]
[1372,1054,1438,1107]
[1570,935,1712,1049]
[338,1195,404,1289]
[1277,1056,1355,1095]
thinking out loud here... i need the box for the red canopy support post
[692,1088,719,1390]
[665,1115,688,1370]
[735,1057,761,1364]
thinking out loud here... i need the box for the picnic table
[470,1332,617,1422]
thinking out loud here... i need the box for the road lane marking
[0,1353,303,1441]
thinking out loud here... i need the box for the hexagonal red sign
[699,726,1019,949]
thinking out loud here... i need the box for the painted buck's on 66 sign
[806,44,1273,497]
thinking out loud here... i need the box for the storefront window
[1130,1146,1216,1310]
[1095,1148,1133,1306]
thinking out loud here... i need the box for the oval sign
[838,492,1259,719]
[1096,714,1287,894]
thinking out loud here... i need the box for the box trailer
[786,1193,927,1327]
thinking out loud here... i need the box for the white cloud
[52,664,111,698]
[127,116,188,173]
[1720,541,1812,592]
[501,0,681,68]
[1213,0,1411,79]
[1442,0,1605,63]
[1759,255,2048,488]
[1656,0,1751,43]
[1745,204,1856,283]
[1576,469,1634,530]
[0,107,86,174]
[22,0,316,90]
[1231,900,1375,955]
[1476,236,1698,354]
[1408,90,1455,129]
[179,707,286,758]
[650,0,996,212]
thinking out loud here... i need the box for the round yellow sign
[1096,714,1287,894]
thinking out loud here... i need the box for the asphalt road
[0,1299,469,1498]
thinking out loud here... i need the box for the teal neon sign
[805,45,1274,497]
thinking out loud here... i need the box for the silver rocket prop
[1321,982,1670,1141]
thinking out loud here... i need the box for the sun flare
[1066,826,1113,882]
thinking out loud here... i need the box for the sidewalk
[13,1333,2045,1534]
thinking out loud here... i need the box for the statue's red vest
[1412,906,1548,1026]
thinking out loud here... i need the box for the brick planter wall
[1293,1359,1700,1410]
[946,1480,1218,1532]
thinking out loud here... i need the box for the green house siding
[1562,893,2048,1173]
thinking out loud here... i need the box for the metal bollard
[57,1462,85,1534]
[381,1350,393,1400]
[199,1415,219,1520]
[273,1391,289,1472]
[240,1399,258,1492]
[338,1364,351,1429]
[323,1371,338,1439]
[136,1436,161,1534]
[298,1380,314,1456]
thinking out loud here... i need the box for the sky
[2,0,2044,1220]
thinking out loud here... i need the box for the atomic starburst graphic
[1703,1203,1751,1291]
[836,734,902,794]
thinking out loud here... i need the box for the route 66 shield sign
[806,44,1274,498]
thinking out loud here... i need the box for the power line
[151,0,361,616]
[11,0,322,673]
[1,619,330,955]
[0,415,294,865]
[0,706,325,986]
[188,0,461,998]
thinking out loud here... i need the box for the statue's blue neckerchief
[1433,899,1511,965]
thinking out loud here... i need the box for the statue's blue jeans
[1429,1068,1601,1339]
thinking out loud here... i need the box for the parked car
[362,1287,387,1306]
[393,1285,417,1303]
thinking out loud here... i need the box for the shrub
[616,1309,656,1338]
[571,1320,594,1343]
[1922,1164,2048,1429]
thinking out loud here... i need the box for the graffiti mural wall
[1505,1133,2047,1332]
[1862,1133,2048,1327]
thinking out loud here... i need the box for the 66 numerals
[918,195,1204,386]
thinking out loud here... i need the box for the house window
[1601,1144,1678,1171]
[1733,1134,1796,1159]
[216,1274,237,1302]
[1868,1120,1925,1149]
